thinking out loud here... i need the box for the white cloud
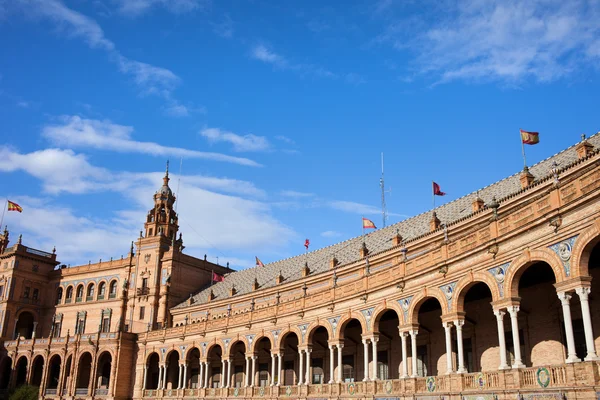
[321,230,342,238]
[252,45,288,67]
[16,101,30,108]
[378,0,600,84]
[280,190,314,198]
[200,127,271,152]
[43,115,261,167]
[251,45,337,79]
[114,0,208,16]
[116,55,181,96]
[328,200,381,215]
[275,135,295,145]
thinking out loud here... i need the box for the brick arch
[452,272,500,312]
[205,341,224,359]
[47,352,63,364]
[250,333,275,354]
[277,326,303,349]
[184,346,201,361]
[96,348,115,361]
[145,351,161,364]
[407,287,448,325]
[164,348,182,362]
[225,338,248,358]
[370,301,403,332]
[334,311,368,341]
[77,351,93,364]
[306,322,333,345]
[571,223,600,278]
[15,354,30,366]
[505,248,565,298]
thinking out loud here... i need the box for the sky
[0,0,599,269]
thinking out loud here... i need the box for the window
[52,321,61,338]
[86,284,95,301]
[139,306,145,320]
[55,287,63,305]
[98,282,106,299]
[23,286,30,298]
[76,285,84,302]
[32,288,39,300]
[102,317,110,333]
[75,314,86,335]
[65,286,73,303]
[142,278,148,289]
[109,281,117,298]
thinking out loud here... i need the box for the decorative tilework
[223,338,231,352]
[549,235,578,277]
[398,296,413,323]
[272,329,281,344]
[439,282,457,311]
[61,275,120,288]
[179,345,188,357]
[298,324,308,342]
[160,348,167,360]
[361,307,374,330]
[327,316,340,336]
[488,262,509,297]
[246,334,256,348]
[201,342,208,356]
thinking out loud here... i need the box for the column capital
[361,338,370,345]
[328,339,344,347]
[554,275,592,293]
[557,291,572,304]
[361,333,379,342]
[399,323,419,333]
[491,297,521,310]
[442,321,453,329]
[576,286,592,298]
[507,305,520,315]
[441,311,465,323]
[454,319,465,328]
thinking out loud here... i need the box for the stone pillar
[400,332,409,378]
[277,353,283,386]
[455,320,467,373]
[199,362,204,389]
[328,345,335,384]
[12,319,18,339]
[443,322,454,374]
[576,287,599,360]
[221,359,226,388]
[409,330,418,377]
[157,365,163,390]
[245,357,250,387]
[226,359,232,388]
[305,348,312,385]
[142,366,148,390]
[507,305,525,368]
[251,356,257,387]
[494,310,509,370]
[362,339,370,381]
[270,353,276,386]
[204,362,210,389]
[32,322,38,339]
[558,292,581,363]
[337,344,343,383]
[298,349,304,385]
[372,337,378,381]
[162,363,168,390]
[182,363,188,389]
[177,364,182,389]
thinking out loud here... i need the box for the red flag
[304,239,310,250]
[520,129,540,145]
[212,271,224,282]
[362,217,377,229]
[255,256,265,267]
[433,182,446,196]
[7,200,23,213]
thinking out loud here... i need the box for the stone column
[226,359,232,388]
[142,366,148,390]
[337,344,343,383]
[251,356,257,387]
[372,337,379,381]
[576,287,599,360]
[177,364,182,389]
[270,353,276,386]
[277,353,283,386]
[163,364,168,390]
[182,363,188,389]
[409,330,418,377]
[305,348,312,385]
[245,357,250,387]
[221,359,226,388]
[32,322,38,339]
[455,320,467,373]
[298,349,304,385]
[507,306,525,368]
[400,332,409,378]
[199,362,204,389]
[493,310,509,369]
[558,292,581,363]
[204,362,210,389]
[362,339,370,381]
[157,365,163,390]
[12,319,18,339]
[443,322,454,374]
[328,345,335,384]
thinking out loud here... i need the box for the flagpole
[432,182,435,210]
[520,130,527,169]
[0,199,7,231]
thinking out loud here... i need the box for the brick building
[2,134,600,400]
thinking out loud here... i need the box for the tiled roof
[175,134,600,308]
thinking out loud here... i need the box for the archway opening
[30,356,44,387]
[518,261,561,366]
[146,353,160,390]
[0,356,12,389]
[416,297,443,376]
[15,357,28,387]
[15,311,35,339]
[229,341,247,388]
[462,282,493,372]
[280,332,299,385]
[376,310,401,379]
[76,353,93,390]
[589,241,600,351]
[340,318,364,382]
[62,355,72,393]
[186,348,201,389]
[165,351,180,390]
[207,345,223,388]
[96,352,112,392]
[308,326,329,384]
[46,355,62,390]
[254,337,272,387]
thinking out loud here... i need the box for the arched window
[56,287,63,305]
[76,285,84,302]
[86,283,95,301]
[65,286,73,304]
[98,282,106,300]
[109,281,117,299]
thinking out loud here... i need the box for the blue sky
[0,0,599,268]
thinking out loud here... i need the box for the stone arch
[505,249,565,298]
[75,284,84,301]
[15,356,28,387]
[145,352,160,390]
[46,354,62,390]
[97,280,107,300]
[30,354,45,386]
[371,301,404,332]
[407,287,448,325]
[205,342,224,360]
[277,326,304,349]
[250,334,274,354]
[571,224,600,278]
[164,348,182,362]
[55,287,63,305]
[96,351,112,390]
[65,285,74,303]
[15,310,36,339]
[334,312,368,341]
[108,279,118,298]
[226,339,247,358]
[306,322,333,345]
[86,282,95,301]
[452,272,500,312]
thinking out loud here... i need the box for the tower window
[139,306,145,320]
[149,228,153,236]
[23,286,30,298]
[32,288,39,300]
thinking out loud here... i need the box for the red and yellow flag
[255,256,265,267]
[362,217,376,229]
[7,200,23,213]
[520,129,540,145]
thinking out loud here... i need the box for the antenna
[380,152,387,228]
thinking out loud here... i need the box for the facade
[2,134,600,400]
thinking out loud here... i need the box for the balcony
[137,287,150,296]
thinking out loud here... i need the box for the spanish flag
[7,200,23,213]
[520,129,540,145]
[255,256,265,267]
[362,217,376,229]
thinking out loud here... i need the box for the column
[177,364,182,389]
[576,287,599,360]
[305,348,312,385]
[328,345,335,384]
[337,344,343,383]
[277,353,283,386]
[204,362,210,388]
[245,357,250,387]
[507,306,525,368]
[226,359,232,388]
[12,319,18,339]
[443,322,454,374]
[142,366,148,390]
[410,330,418,377]
[372,337,378,381]
[32,322,38,339]
[221,359,226,388]
[199,362,204,389]
[298,349,304,385]
[270,353,276,386]
[157,365,163,390]
[362,339,370,381]
[558,292,581,363]
[251,356,257,387]
[400,332,409,378]
[182,363,188,390]
[455,320,467,373]
[494,310,509,369]
[163,364,168,390]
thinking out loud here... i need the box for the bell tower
[144,161,179,241]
